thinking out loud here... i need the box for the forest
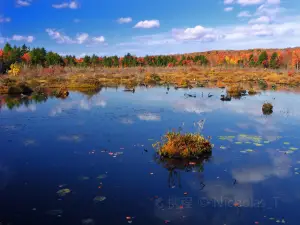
[1,42,300,76]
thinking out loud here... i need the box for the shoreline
[1,66,300,95]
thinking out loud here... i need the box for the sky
[0,0,300,57]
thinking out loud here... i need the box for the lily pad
[254,143,263,147]
[78,176,90,181]
[246,149,254,152]
[263,141,270,144]
[235,142,242,144]
[289,147,298,151]
[220,146,226,149]
[218,136,235,141]
[93,196,106,202]
[283,142,290,145]
[57,188,71,196]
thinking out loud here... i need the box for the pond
[0,86,300,225]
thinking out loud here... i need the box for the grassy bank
[1,66,300,95]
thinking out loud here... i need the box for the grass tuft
[153,131,213,159]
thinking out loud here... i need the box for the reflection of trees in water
[77,87,102,99]
[4,94,48,110]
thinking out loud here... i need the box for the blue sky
[0,0,300,56]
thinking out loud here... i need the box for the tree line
[1,42,300,74]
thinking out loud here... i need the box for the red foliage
[288,71,294,77]
[21,53,31,63]
[0,49,3,57]
[76,58,84,63]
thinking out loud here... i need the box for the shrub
[153,131,213,159]
[227,85,246,97]
[248,88,258,95]
[258,79,268,90]
[8,63,21,76]
[262,103,273,115]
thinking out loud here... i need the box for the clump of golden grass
[227,85,246,97]
[153,131,213,159]
[262,102,273,115]
[248,88,259,95]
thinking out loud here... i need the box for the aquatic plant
[153,131,213,158]
[248,88,258,95]
[52,86,69,98]
[227,85,246,97]
[262,102,273,115]
[258,79,268,90]
[145,73,161,84]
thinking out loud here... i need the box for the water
[0,87,300,225]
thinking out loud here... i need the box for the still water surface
[1,87,300,225]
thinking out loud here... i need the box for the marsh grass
[227,85,246,97]
[153,131,213,159]
[248,88,259,95]
[1,66,300,95]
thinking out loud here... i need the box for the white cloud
[267,0,280,4]
[249,15,271,24]
[137,113,161,121]
[69,1,78,9]
[172,25,223,42]
[224,7,233,12]
[224,0,234,4]
[117,17,132,24]
[46,28,75,44]
[52,1,78,9]
[46,28,105,45]
[16,0,32,7]
[237,0,264,5]
[0,16,11,23]
[255,4,282,18]
[134,20,160,29]
[238,11,252,17]
[92,36,105,43]
[76,33,89,44]
[50,97,106,116]
[0,35,34,43]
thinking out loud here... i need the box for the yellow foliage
[8,63,21,76]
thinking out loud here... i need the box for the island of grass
[153,131,213,159]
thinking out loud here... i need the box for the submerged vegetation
[153,131,213,159]
[262,102,274,115]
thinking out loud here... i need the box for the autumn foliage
[2,42,300,74]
